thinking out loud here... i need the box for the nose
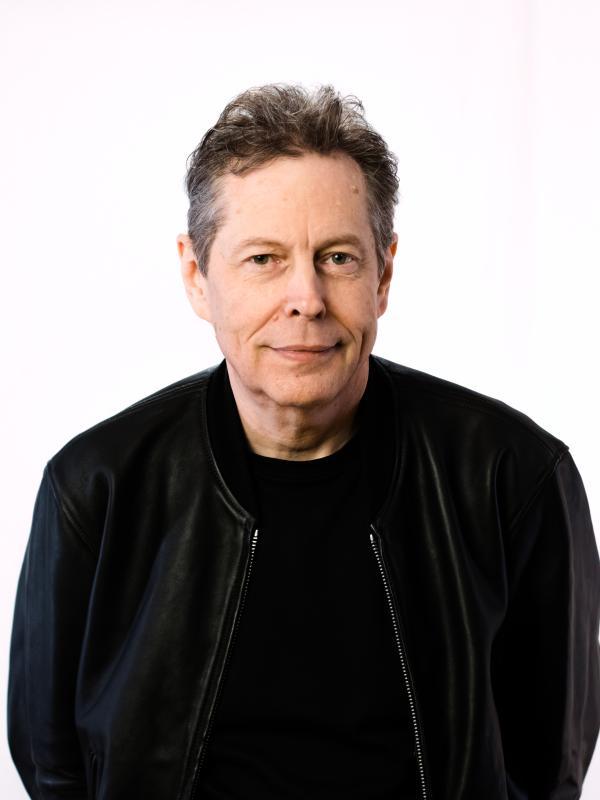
[282,259,327,320]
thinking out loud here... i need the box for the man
[8,84,600,799]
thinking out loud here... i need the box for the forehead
[215,152,372,240]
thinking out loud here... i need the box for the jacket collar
[205,355,399,527]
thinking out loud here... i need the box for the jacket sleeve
[492,449,600,799]
[7,463,97,799]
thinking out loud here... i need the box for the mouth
[270,343,341,362]
[275,344,339,352]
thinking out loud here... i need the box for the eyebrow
[230,234,367,258]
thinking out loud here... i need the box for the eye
[250,254,272,265]
[324,252,355,266]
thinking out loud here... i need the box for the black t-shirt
[199,368,417,798]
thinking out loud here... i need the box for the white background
[1,0,599,795]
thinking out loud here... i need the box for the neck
[226,361,369,461]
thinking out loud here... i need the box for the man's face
[179,151,396,412]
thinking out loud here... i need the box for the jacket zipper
[189,527,260,799]
[369,525,430,800]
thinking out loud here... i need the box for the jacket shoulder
[51,365,215,458]
[45,365,218,544]
[373,356,569,529]
[375,355,567,452]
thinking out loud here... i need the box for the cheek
[347,295,380,352]
[339,289,379,330]
[207,295,240,353]
[208,285,243,330]
[210,289,272,355]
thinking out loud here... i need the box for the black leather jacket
[8,356,600,799]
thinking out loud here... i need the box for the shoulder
[372,355,569,528]
[374,355,567,455]
[45,364,218,537]
[50,364,216,464]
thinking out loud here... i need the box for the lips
[270,343,340,362]
[274,344,338,352]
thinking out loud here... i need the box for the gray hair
[184,83,399,277]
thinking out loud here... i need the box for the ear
[177,234,212,323]
[376,232,397,317]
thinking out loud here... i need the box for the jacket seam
[506,445,570,535]
[200,370,255,526]
[114,380,208,417]
[45,461,97,558]
[54,384,208,454]
[99,384,205,428]
[405,384,559,456]
[377,359,564,457]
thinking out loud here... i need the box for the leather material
[8,355,600,799]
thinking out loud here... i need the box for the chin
[265,374,348,410]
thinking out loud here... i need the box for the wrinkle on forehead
[213,152,374,260]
